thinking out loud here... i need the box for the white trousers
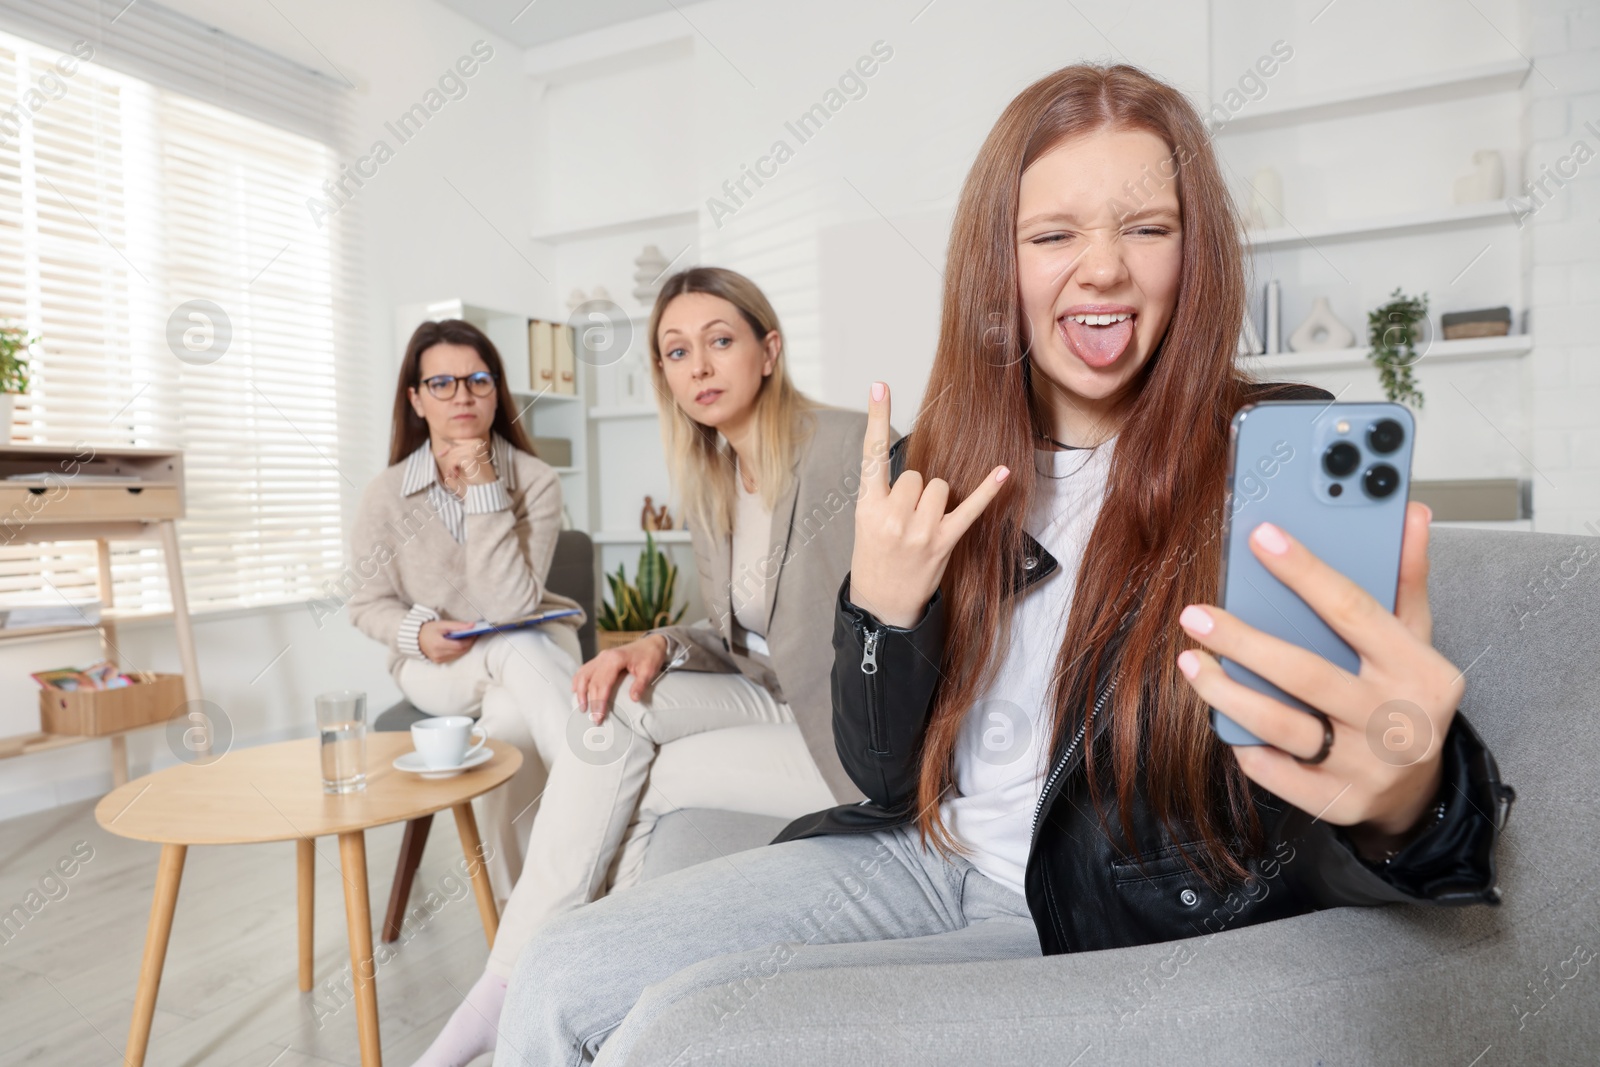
[398,626,583,902]
[399,633,835,979]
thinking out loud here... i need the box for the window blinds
[0,17,359,615]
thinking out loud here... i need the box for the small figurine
[641,496,674,531]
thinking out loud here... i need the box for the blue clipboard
[445,608,583,640]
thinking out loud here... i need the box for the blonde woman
[408,269,883,1067]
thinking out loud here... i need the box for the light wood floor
[0,796,496,1065]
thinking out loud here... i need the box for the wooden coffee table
[94,733,522,1067]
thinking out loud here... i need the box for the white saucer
[393,747,492,779]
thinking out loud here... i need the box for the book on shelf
[0,599,103,629]
[529,320,556,393]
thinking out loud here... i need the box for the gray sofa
[619,527,1600,1065]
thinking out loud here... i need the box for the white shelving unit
[1217,59,1530,136]
[1246,201,1517,252]
[1242,335,1531,376]
[522,200,703,620]
[1220,55,1535,505]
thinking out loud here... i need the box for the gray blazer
[651,406,894,804]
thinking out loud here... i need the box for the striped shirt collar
[401,432,518,496]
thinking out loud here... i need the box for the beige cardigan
[348,441,585,683]
[650,406,895,806]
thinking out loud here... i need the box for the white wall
[1522,0,1600,536]
[0,0,556,817]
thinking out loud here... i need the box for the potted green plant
[596,531,687,651]
[0,324,34,441]
[1366,288,1427,408]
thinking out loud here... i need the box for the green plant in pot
[0,323,33,442]
[597,531,686,651]
[1367,288,1427,408]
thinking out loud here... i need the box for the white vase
[1288,297,1354,352]
[0,393,15,442]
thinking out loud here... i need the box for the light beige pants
[397,625,583,902]
[402,635,835,980]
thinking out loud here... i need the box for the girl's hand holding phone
[1175,503,1462,858]
[847,382,1011,629]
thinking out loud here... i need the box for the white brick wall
[1523,0,1600,534]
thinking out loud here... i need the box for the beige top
[729,460,774,641]
[347,435,585,682]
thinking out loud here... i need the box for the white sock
[410,970,508,1067]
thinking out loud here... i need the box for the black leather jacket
[776,421,1515,956]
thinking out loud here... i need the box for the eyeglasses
[419,371,497,400]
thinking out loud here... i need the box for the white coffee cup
[411,715,488,770]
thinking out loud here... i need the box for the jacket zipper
[860,626,885,753]
[1029,675,1118,840]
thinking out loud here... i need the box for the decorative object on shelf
[640,495,674,531]
[1441,306,1511,340]
[1367,287,1429,409]
[1245,167,1284,230]
[1265,280,1282,355]
[0,323,35,441]
[597,530,686,650]
[591,284,612,302]
[1452,150,1505,204]
[532,436,572,468]
[1288,296,1354,352]
[565,288,589,314]
[632,244,670,307]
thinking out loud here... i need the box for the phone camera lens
[1363,463,1400,499]
[1323,441,1360,478]
[1368,418,1405,455]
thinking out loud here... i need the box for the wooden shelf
[1243,334,1531,374]
[589,405,660,421]
[1247,201,1516,252]
[0,719,172,761]
[591,529,691,545]
[1219,59,1530,135]
[530,208,697,245]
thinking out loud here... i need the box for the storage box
[533,436,572,467]
[1441,306,1512,340]
[39,672,187,736]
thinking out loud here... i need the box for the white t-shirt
[941,441,1115,897]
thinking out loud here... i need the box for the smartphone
[1211,400,1416,746]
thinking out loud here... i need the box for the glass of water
[316,690,367,794]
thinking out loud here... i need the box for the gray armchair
[617,527,1598,1065]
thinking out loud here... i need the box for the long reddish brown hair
[911,64,1279,885]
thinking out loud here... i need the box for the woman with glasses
[348,318,588,1063]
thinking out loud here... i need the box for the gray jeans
[493,821,1041,1066]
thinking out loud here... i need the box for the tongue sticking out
[1059,316,1134,369]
